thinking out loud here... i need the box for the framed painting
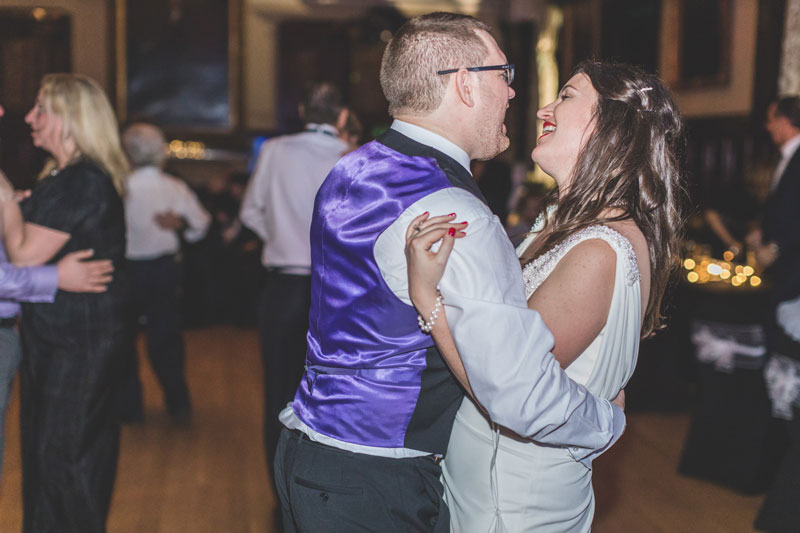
[676,0,732,88]
[115,0,240,131]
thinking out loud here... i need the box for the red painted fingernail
[461,221,468,225]
[423,211,429,215]
[448,213,456,217]
[449,228,456,236]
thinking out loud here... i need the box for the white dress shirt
[771,133,800,191]
[239,123,348,274]
[125,166,211,260]
[373,122,625,465]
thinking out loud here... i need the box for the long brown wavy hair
[519,60,687,337]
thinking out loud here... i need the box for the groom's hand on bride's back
[611,389,625,411]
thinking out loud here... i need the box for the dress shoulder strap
[522,225,641,298]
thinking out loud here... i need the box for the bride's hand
[405,212,467,315]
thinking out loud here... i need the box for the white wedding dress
[442,225,642,532]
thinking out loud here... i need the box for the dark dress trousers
[260,268,311,479]
[120,253,192,422]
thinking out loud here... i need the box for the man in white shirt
[273,13,624,532]
[120,123,211,425]
[239,83,349,489]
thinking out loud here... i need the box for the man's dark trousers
[259,269,311,480]
[274,428,450,532]
[120,254,192,421]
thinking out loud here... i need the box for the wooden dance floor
[0,325,764,531]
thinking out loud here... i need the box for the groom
[273,12,625,531]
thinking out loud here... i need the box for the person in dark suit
[751,95,800,533]
[748,96,800,306]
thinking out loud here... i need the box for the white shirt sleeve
[239,143,272,242]
[375,187,625,465]
[173,180,211,243]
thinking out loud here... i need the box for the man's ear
[336,108,349,132]
[454,69,476,108]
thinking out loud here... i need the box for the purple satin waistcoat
[291,139,459,452]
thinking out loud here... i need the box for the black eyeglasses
[436,64,515,86]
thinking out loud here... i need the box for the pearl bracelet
[417,290,444,334]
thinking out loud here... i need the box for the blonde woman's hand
[404,212,467,315]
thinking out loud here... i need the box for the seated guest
[119,122,211,425]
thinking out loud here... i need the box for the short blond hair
[380,12,491,116]
[38,73,129,194]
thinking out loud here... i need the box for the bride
[405,60,686,531]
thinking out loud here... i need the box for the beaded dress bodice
[518,223,643,397]
[521,225,641,299]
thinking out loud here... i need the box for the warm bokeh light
[168,139,206,160]
[682,244,762,290]
[723,250,734,261]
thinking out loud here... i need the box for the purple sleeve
[0,263,58,303]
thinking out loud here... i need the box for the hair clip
[640,87,653,92]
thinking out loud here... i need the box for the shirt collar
[390,120,472,174]
[780,133,800,161]
[129,165,160,177]
[305,123,339,137]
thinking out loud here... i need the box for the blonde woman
[3,73,131,532]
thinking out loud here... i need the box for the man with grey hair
[119,122,210,425]
[274,12,624,531]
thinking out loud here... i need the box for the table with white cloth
[677,281,789,494]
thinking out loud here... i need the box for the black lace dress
[19,159,131,532]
